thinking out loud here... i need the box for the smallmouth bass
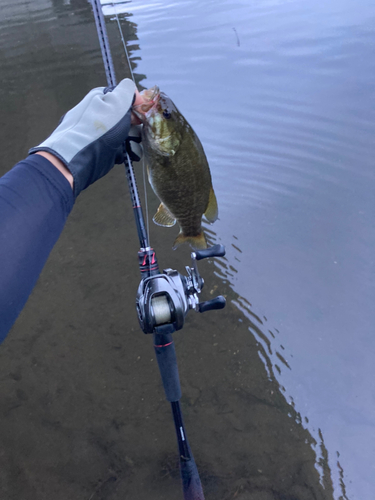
[134,86,218,250]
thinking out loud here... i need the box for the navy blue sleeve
[0,155,74,342]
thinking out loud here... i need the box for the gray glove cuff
[29,78,136,198]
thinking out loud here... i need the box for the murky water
[0,0,374,499]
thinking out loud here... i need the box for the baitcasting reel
[136,244,226,334]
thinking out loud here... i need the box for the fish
[133,86,218,250]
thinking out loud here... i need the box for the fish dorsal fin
[204,187,218,223]
[153,203,176,227]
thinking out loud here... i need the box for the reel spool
[151,295,172,325]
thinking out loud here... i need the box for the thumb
[102,78,136,112]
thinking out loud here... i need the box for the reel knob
[193,244,226,261]
[198,296,226,313]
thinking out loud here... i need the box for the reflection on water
[0,0,373,499]
[205,227,347,499]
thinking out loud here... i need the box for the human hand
[131,88,150,124]
[29,78,138,198]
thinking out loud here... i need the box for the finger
[102,78,136,112]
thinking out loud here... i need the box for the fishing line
[142,157,151,248]
[111,2,135,82]
[111,1,152,265]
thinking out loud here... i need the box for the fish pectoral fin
[204,187,219,223]
[153,203,176,227]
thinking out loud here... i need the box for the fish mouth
[142,85,160,102]
[133,85,160,119]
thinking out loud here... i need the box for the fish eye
[163,109,171,119]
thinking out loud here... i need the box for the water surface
[0,1,374,499]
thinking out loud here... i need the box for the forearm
[0,155,74,342]
[35,151,74,189]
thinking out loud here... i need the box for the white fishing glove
[29,78,140,198]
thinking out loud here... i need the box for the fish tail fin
[173,231,207,250]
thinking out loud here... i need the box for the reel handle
[194,244,225,261]
[198,296,226,313]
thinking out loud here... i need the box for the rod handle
[194,244,225,261]
[198,296,226,313]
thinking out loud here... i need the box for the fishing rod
[89,2,226,498]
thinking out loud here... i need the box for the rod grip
[153,333,182,402]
